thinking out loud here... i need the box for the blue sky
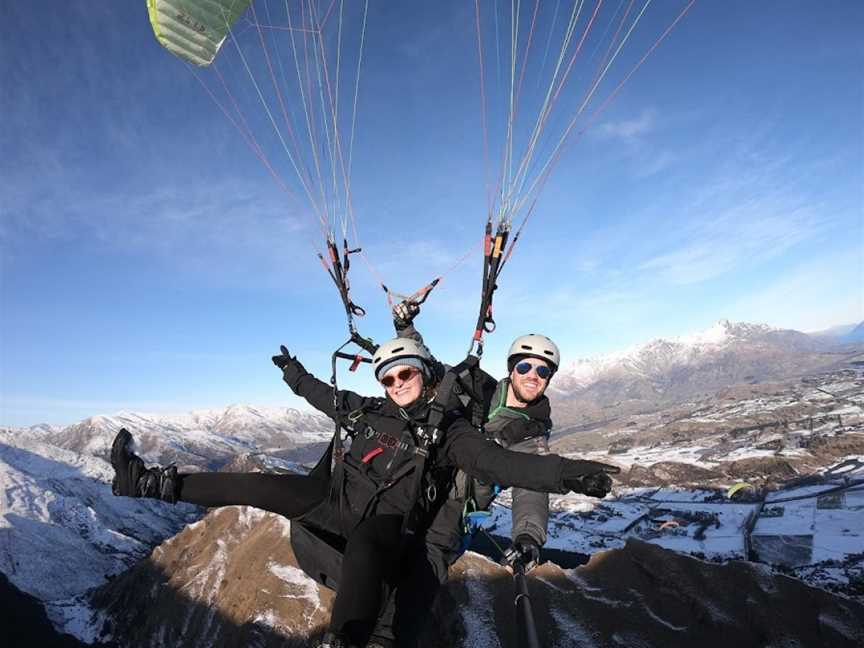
[2,1,862,427]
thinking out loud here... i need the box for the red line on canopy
[474,0,494,219]
[507,0,698,257]
[513,0,541,126]
[250,1,325,224]
[248,24,321,35]
[581,0,697,135]
[319,0,338,29]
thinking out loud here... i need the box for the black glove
[392,300,420,331]
[561,459,620,498]
[503,534,541,572]
[272,345,293,370]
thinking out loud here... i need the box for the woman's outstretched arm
[274,346,373,421]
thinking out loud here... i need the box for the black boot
[316,632,357,648]
[111,428,179,503]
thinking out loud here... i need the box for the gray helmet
[372,337,433,381]
[507,334,560,373]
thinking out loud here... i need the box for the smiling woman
[371,337,433,407]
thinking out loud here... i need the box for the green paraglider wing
[727,482,754,499]
[147,0,253,66]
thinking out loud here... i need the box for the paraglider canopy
[727,482,755,500]
[147,0,254,67]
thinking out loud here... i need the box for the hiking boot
[366,637,396,648]
[316,632,357,648]
[111,428,179,503]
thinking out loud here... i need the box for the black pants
[178,472,406,644]
[372,542,451,647]
[178,471,329,519]
[329,514,405,642]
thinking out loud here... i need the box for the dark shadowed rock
[0,571,88,647]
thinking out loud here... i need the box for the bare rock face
[622,461,723,487]
[91,507,334,647]
[92,510,864,648]
[721,456,799,481]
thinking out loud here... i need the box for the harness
[341,354,484,539]
[291,355,491,589]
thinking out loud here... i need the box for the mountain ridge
[549,319,862,426]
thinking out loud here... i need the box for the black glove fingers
[272,345,293,370]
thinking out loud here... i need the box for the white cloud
[599,108,657,140]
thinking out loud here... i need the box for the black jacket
[281,357,570,524]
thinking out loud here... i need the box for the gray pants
[506,435,551,546]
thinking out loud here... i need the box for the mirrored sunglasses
[381,367,420,388]
[515,361,551,380]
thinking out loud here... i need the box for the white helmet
[372,337,433,381]
[507,334,560,372]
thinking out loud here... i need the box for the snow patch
[460,570,502,648]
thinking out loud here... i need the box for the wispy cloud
[639,202,826,285]
[634,150,678,178]
[598,108,657,140]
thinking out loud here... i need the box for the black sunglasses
[381,367,420,388]
[515,361,551,379]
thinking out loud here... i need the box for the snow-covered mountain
[9,404,332,470]
[550,319,861,424]
[0,430,201,641]
[556,320,819,390]
[0,402,338,641]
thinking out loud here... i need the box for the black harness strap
[470,219,510,357]
[397,355,484,538]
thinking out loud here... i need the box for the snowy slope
[0,430,201,638]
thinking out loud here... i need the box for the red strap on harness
[361,447,384,464]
